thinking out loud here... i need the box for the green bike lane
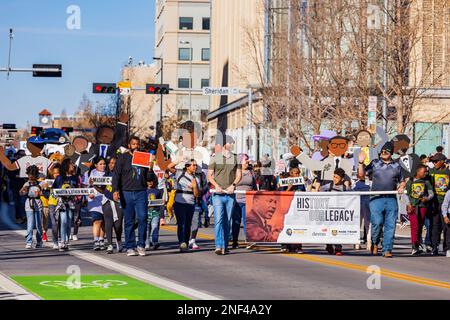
[0,231,189,300]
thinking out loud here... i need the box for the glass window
[179,48,192,61]
[201,79,210,88]
[178,78,191,89]
[179,17,193,30]
[202,48,210,61]
[202,18,210,30]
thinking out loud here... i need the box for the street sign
[32,64,62,78]
[202,87,241,96]
[119,88,131,96]
[117,81,132,89]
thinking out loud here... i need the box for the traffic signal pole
[1,29,62,79]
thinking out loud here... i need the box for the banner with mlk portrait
[245,191,360,244]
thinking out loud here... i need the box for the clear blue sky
[0,0,155,128]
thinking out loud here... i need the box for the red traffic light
[146,83,170,95]
[93,83,117,94]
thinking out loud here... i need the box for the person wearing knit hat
[357,140,406,258]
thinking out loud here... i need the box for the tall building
[120,62,158,138]
[208,0,266,158]
[153,0,211,124]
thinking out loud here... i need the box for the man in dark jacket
[112,136,152,257]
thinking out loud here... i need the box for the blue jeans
[59,208,74,244]
[174,202,195,244]
[146,214,160,246]
[369,197,398,254]
[26,209,42,244]
[123,191,148,250]
[423,215,432,246]
[212,194,236,250]
[232,202,246,242]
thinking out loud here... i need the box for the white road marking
[0,271,40,300]
[8,229,221,300]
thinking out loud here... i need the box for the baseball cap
[430,153,447,162]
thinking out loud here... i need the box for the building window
[178,78,191,89]
[201,79,210,88]
[178,109,189,121]
[202,48,210,61]
[202,18,210,30]
[179,17,193,30]
[179,48,192,61]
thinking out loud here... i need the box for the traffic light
[93,83,117,94]
[32,64,62,78]
[62,127,74,134]
[31,126,44,136]
[146,84,170,95]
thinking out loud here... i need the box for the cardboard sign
[92,176,112,186]
[278,176,305,187]
[45,179,55,187]
[148,199,164,207]
[132,151,152,168]
[53,188,96,196]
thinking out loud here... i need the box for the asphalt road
[0,202,449,300]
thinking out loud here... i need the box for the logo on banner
[286,229,293,236]
[332,230,338,236]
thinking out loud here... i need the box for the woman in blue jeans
[52,159,82,252]
[19,165,45,249]
[231,154,256,248]
[167,159,199,253]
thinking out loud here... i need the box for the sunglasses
[330,143,347,148]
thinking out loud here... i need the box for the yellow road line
[161,225,450,291]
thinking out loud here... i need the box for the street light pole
[180,40,193,121]
[153,57,164,122]
[189,42,193,121]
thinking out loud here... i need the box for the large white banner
[246,192,360,244]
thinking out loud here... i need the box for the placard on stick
[132,151,153,168]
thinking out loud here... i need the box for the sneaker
[335,251,343,256]
[69,234,73,241]
[72,235,78,241]
[145,243,151,251]
[93,241,100,251]
[383,252,393,258]
[137,247,146,256]
[35,242,43,249]
[232,240,239,249]
[99,241,106,250]
[204,220,210,228]
[25,243,32,249]
[431,249,440,256]
[189,239,199,250]
[179,242,188,253]
[106,245,114,254]
[371,245,379,256]
[426,245,433,253]
[52,243,59,250]
[214,248,223,255]
[446,250,450,258]
[42,232,48,242]
[152,243,160,250]
[411,248,420,255]
[280,244,288,253]
[115,240,123,253]
[126,249,138,256]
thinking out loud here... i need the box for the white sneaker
[446,250,450,258]
[189,239,200,250]
[25,243,32,249]
[137,247,146,256]
[72,235,78,241]
[52,243,59,250]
